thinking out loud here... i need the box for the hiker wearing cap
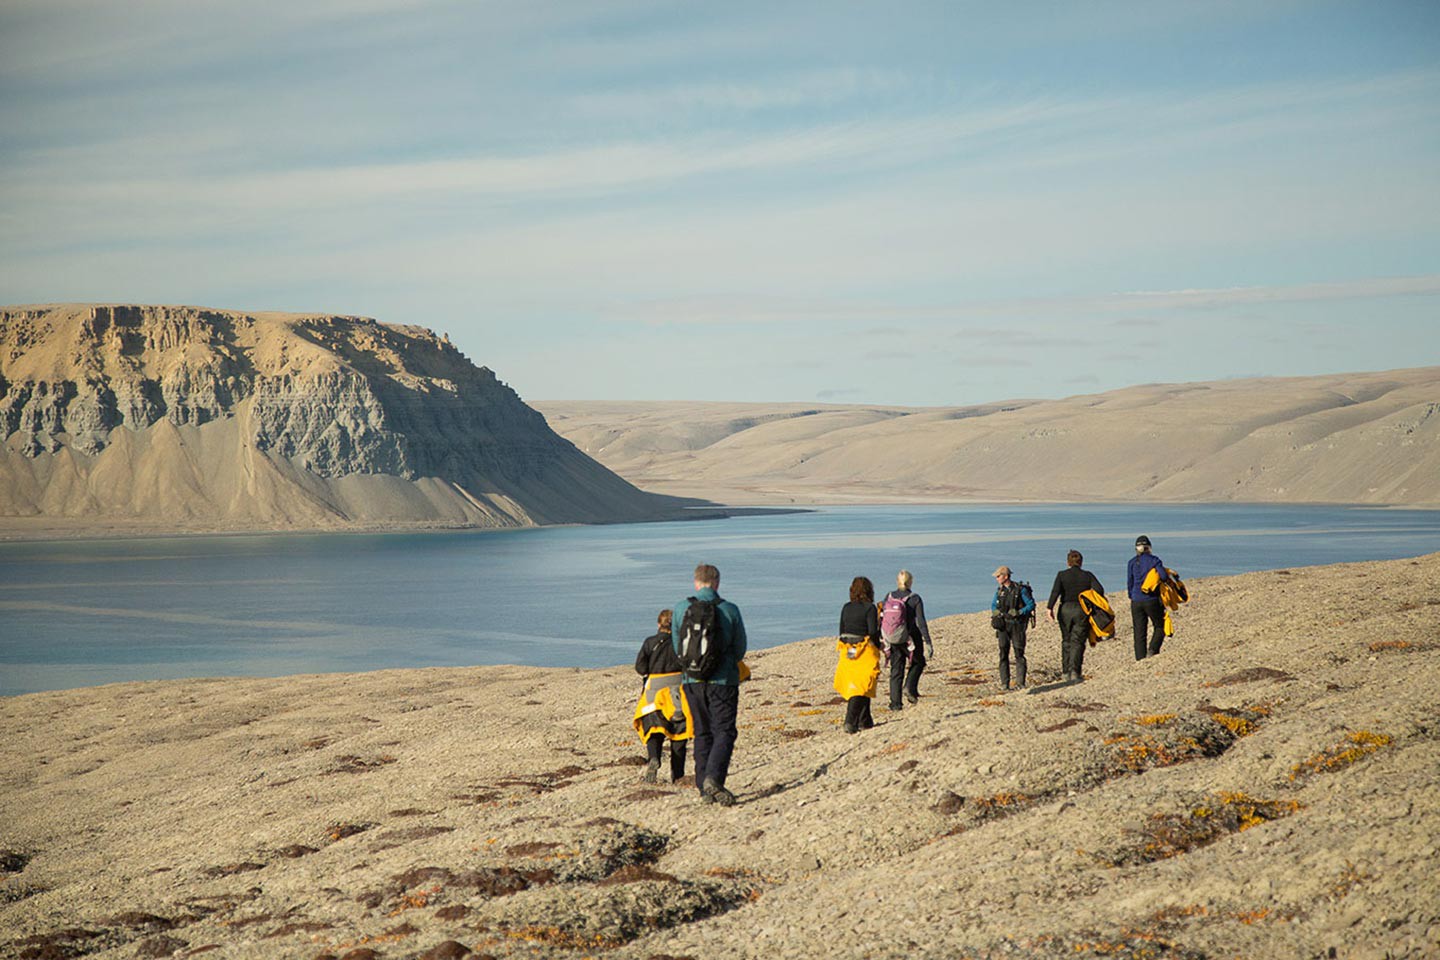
[1127,535,1171,660]
[672,563,747,807]
[881,569,933,709]
[1046,550,1104,684]
[990,566,1035,690]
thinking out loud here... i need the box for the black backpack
[677,596,726,680]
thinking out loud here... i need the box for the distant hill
[0,304,690,536]
[536,368,1440,505]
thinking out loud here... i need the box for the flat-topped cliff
[0,304,688,534]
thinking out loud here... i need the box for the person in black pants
[634,609,688,783]
[673,563,747,806]
[991,565,1035,690]
[882,569,933,709]
[1046,549,1104,684]
[836,576,882,733]
[1127,534,1170,660]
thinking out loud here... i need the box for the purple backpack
[881,592,910,646]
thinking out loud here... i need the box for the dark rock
[134,936,187,957]
[204,862,265,877]
[413,941,471,959]
[599,864,679,885]
[0,850,30,873]
[932,792,965,815]
[105,912,176,930]
[432,905,469,921]
[277,845,318,859]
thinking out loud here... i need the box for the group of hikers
[632,538,1188,806]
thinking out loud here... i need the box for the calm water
[2,504,1437,696]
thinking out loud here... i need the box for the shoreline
[4,547,1436,702]
[1,496,1433,544]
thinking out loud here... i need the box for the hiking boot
[905,693,919,705]
[701,779,735,806]
[641,760,659,784]
[843,722,858,734]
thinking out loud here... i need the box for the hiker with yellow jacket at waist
[1046,549,1104,685]
[1127,535,1172,661]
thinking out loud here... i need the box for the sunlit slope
[537,368,1440,504]
[0,304,686,533]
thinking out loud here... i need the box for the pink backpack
[881,592,910,646]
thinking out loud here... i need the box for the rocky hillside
[0,552,1435,959]
[0,304,689,534]
[536,367,1440,505]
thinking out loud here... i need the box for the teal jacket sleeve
[728,604,748,661]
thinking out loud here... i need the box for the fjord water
[3,504,1438,696]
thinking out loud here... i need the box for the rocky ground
[2,553,1437,960]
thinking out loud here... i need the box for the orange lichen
[978,699,1006,707]
[1368,640,1413,651]
[1111,792,1304,865]
[795,708,827,716]
[386,885,439,915]
[1328,861,1374,900]
[1289,730,1393,782]
[1129,714,1177,726]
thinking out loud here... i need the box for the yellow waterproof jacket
[1143,567,1190,636]
[1077,589,1116,646]
[634,672,693,743]
[833,638,881,700]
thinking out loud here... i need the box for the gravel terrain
[2,552,1437,959]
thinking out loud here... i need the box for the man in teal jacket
[672,563,747,806]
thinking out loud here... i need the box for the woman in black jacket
[835,576,882,733]
[634,609,690,783]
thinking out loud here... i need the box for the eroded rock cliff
[0,304,683,532]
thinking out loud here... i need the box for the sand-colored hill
[0,304,692,537]
[536,368,1440,506]
[1,553,1436,959]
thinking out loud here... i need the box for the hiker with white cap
[1127,535,1172,660]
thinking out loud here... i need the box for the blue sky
[2,1,1437,405]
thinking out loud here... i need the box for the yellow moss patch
[1369,640,1413,651]
[1129,714,1177,726]
[1111,792,1305,866]
[971,792,1033,817]
[1289,730,1394,782]
[978,699,1006,707]
[795,709,827,716]
[502,926,623,949]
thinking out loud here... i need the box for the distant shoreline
[3,495,1433,544]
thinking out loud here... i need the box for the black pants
[684,682,739,793]
[997,623,1028,687]
[844,696,874,729]
[888,645,925,708]
[1058,602,1089,679]
[1131,598,1165,660]
[645,734,687,781]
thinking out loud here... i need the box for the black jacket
[838,600,880,643]
[1047,568,1105,610]
[635,632,683,676]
